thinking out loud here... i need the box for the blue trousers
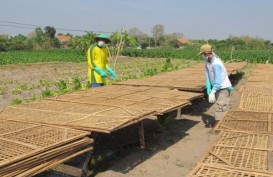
[91,83,105,88]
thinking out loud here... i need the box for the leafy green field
[122,49,273,63]
[0,49,84,65]
[0,48,272,66]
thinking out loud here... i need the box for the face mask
[202,55,209,60]
[98,41,105,47]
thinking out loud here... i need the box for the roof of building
[56,35,72,42]
[177,38,191,44]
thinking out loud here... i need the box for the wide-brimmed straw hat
[198,44,213,55]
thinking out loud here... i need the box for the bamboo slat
[239,93,273,112]
[214,131,270,150]
[186,164,273,177]
[215,111,273,133]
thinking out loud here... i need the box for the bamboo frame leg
[138,120,145,149]
[81,149,93,177]
[176,107,182,119]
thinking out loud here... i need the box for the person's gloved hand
[205,80,212,95]
[94,66,107,78]
[209,90,216,103]
[106,67,116,79]
[227,86,234,93]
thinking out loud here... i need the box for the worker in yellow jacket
[87,34,116,88]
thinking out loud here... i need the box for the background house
[176,38,191,48]
[56,34,72,48]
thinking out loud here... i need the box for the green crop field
[0,48,272,66]
[0,49,85,65]
[122,48,273,63]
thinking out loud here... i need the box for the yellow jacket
[87,45,109,84]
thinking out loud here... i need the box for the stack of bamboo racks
[0,119,93,177]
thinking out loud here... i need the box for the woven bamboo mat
[0,105,154,133]
[119,89,203,101]
[65,115,132,131]
[113,77,206,91]
[239,93,273,112]
[113,62,245,91]
[1,84,199,133]
[213,131,270,150]
[240,85,273,96]
[215,111,273,133]
[1,125,88,148]
[201,144,270,173]
[50,85,148,101]
[14,99,79,111]
[254,64,273,69]
[112,63,206,91]
[242,82,273,88]
[186,164,273,177]
[64,112,153,133]
[126,100,190,115]
[0,119,39,135]
[247,64,273,81]
[47,85,196,113]
[0,106,88,124]
[48,85,203,102]
[225,61,247,73]
[239,64,273,111]
[251,64,273,73]
[249,71,273,76]
[249,76,273,80]
[248,75,273,82]
[1,84,200,133]
[191,131,273,175]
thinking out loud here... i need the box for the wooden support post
[176,107,182,119]
[138,120,145,149]
[81,149,92,177]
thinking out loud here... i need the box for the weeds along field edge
[0,56,196,107]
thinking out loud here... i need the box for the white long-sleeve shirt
[205,55,231,92]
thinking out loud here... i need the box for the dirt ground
[0,61,246,177]
[0,62,87,108]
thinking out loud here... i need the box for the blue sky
[1,0,273,41]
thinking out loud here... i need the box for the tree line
[0,26,60,51]
[0,24,272,52]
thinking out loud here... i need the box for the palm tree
[110,30,137,69]
[70,32,96,54]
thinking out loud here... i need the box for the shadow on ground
[182,96,215,128]
[88,117,199,176]
[35,117,199,177]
